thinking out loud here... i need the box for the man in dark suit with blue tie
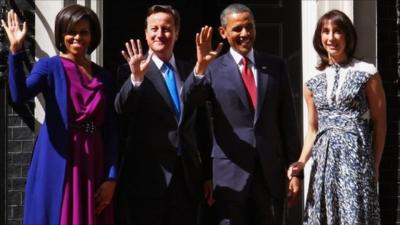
[184,3,302,225]
[114,5,210,225]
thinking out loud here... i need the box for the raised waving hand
[195,26,223,75]
[1,10,27,54]
[121,39,153,82]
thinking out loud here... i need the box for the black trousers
[115,160,198,225]
[214,159,284,225]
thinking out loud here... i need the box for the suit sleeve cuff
[130,74,143,87]
[106,165,118,180]
[193,69,205,79]
[8,50,26,62]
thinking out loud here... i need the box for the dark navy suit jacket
[114,59,210,201]
[184,51,301,200]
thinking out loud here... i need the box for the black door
[104,0,302,133]
[104,1,302,224]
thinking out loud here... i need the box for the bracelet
[292,171,304,180]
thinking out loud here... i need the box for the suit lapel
[254,52,269,122]
[146,61,176,114]
[175,59,189,82]
[222,53,251,110]
[175,59,192,124]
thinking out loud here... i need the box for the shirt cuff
[130,74,143,87]
[192,69,204,79]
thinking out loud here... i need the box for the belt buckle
[83,121,95,134]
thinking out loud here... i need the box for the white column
[34,1,64,127]
[300,0,377,205]
[34,0,63,58]
[77,0,104,65]
[34,0,104,127]
[301,0,319,201]
[90,0,103,65]
[317,0,354,21]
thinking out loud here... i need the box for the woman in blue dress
[288,10,386,225]
[2,5,118,225]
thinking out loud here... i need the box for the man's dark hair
[220,3,254,27]
[145,5,180,32]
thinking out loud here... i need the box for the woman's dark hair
[55,4,101,54]
[145,5,180,32]
[313,9,357,70]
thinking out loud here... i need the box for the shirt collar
[229,48,255,65]
[152,53,177,71]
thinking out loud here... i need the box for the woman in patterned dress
[3,4,118,225]
[287,10,386,225]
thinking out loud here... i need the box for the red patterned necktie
[241,57,257,110]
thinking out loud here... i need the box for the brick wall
[377,0,400,224]
[6,103,35,225]
[4,1,35,224]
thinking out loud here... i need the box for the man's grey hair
[220,3,254,27]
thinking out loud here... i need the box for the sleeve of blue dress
[8,51,48,104]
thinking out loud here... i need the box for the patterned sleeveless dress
[304,58,380,225]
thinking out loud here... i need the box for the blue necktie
[164,62,181,119]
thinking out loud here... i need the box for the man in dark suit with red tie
[184,3,302,225]
[114,5,210,225]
